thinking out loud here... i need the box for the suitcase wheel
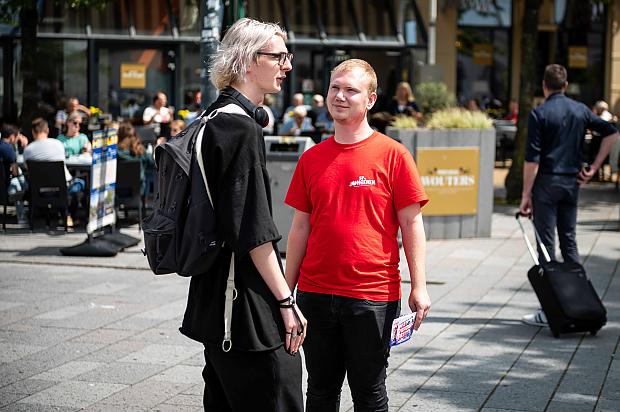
[552,330,560,338]
[590,330,598,336]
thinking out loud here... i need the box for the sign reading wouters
[417,147,479,216]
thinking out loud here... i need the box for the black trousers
[297,290,400,412]
[532,174,580,263]
[202,343,303,412]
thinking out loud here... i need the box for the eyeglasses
[256,51,294,66]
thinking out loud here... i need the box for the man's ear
[367,92,378,110]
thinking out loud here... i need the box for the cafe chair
[26,161,69,232]
[135,126,157,146]
[115,159,143,231]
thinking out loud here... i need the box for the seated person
[386,82,421,119]
[57,112,92,157]
[117,121,155,195]
[55,96,90,134]
[279,106,315,136]
[0,124,29,223]
[23,118,85,227]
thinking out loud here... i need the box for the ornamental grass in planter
[425,108,493,129]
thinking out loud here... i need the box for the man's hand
[409,287,431,330]
[519,193,532,216]
[280,305,308,355]
[577,166,594,186]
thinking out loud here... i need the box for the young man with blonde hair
[178,18,305,411]
[285,58,431,411]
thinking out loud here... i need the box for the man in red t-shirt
[284,59,431,411]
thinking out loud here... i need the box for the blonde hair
[394,82,414,102]
[210,18,287,90]
[171,119,186,130]
[331,59,377,95]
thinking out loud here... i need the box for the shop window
[458,0,512,28]
[542,0,607,106]
[286,0,319,38]
[174,0,201,35]
[247,0,285,29]
[318,0,357,39]
[38,1,87,34]
[90,2,130,35]
[130,0,172,36]
[352,0,398,41]
[178,44,201,112]
[457,27,510,112]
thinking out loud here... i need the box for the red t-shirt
[285,132,428,301]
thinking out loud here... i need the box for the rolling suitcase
[516,213,606,338]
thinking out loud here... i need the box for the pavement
[0,178,619,411]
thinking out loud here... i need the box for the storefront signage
[87,128,117,234]
[568,46,587,69]
[120,63,146,89]
[473,44,493,65]
[417,147,479,216]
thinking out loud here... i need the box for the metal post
[200,0,225,110]
[428,0,436,65]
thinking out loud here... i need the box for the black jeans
[202,343,303,412]
[297,290,400,412]
[532,174,580,263]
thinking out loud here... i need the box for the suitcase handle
[515,212,551,265]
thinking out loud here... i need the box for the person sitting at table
[280,105,315,136]
[1,124,29,224]
[386,81,422,119]
[55,96,90,134]
[117,121,155,194]
[57,112,92,158]
[23,118,86,227]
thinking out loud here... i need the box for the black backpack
[142,104,248,276]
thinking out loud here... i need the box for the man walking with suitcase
[519,64,618,327]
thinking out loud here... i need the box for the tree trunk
[504,0,543,202]
[19,1,39,136]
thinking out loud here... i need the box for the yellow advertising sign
[417,147,479,216]
[120,63,146,89]
[568,46,587,69]
[473,43,493,66]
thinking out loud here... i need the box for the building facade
[0,0,618,126]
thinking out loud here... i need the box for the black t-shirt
[180,95,285,351]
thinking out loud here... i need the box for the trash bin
[265,136,315,254]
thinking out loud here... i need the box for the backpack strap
[194,102,250,352]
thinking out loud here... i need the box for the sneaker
[522,309,548,327]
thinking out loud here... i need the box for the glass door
[97,44,176,122]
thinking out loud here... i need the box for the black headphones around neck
[221,87,270,128]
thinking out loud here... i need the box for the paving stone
[17,381,127,409]
[0,343,46,363]
[422,366,504,395]
[160,393,202,406]
[546,392,598,410]
[150,404,201,412]
[0,404,80,411]
[149,365,204,385]
[76,282,133,295]
[30,361,104,381]
[399,389,488,411]
[74,362,166,385]
[594,397,620,411]
[97,380,190,408]
[0,379,56,395]
[117,343,203,366]
[484,377,557,411]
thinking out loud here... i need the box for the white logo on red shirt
[349,175,376,187]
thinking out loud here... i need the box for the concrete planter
[386,127,496,239]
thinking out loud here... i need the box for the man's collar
[546,91,565,100]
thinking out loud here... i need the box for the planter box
[386,127,496,239]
